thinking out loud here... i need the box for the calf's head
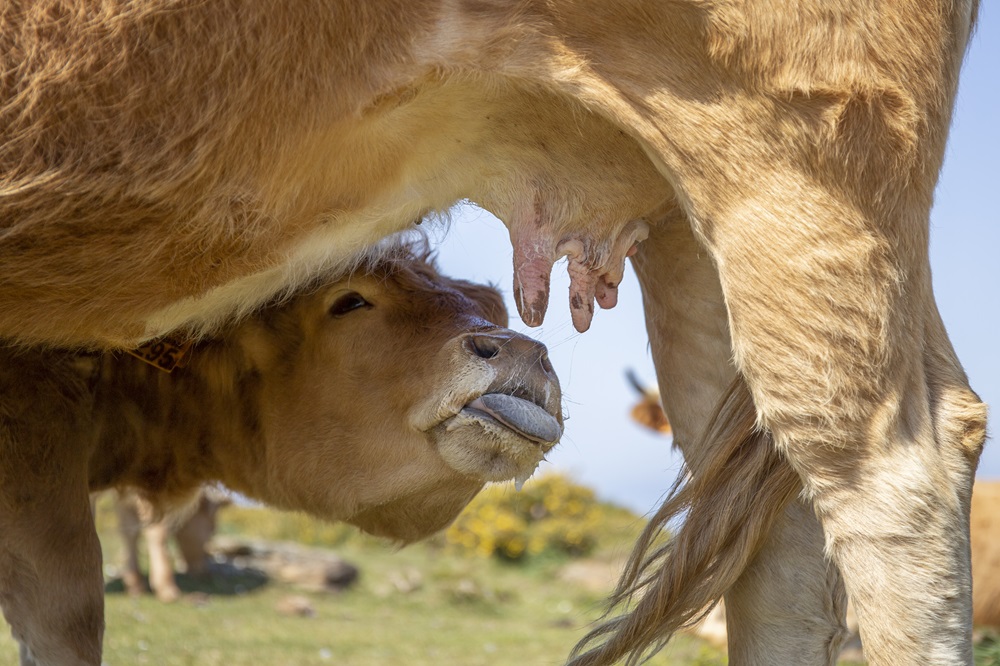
[233,246,562,541]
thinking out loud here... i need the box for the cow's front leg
[633,205,848,666]
[0,508,104,666]
[0,353,104,666]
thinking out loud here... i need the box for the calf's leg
[0,501,103,666]
[0,354,104,666]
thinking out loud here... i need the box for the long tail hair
[568,378,801,665]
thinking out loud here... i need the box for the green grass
[0,498,725,666]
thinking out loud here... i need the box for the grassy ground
[6,489,1000,665]
[0,496,726,666]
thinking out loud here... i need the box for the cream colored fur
[0,2,987,665]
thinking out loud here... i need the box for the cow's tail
[567,377,802,666]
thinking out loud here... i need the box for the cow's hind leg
[0,352,104,666]
[633,204,848,665]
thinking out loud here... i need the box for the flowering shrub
[444,473,621,562]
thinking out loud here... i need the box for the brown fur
[609,476,1000,654]
[0,2,987,665]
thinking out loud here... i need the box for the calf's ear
[447,279,509,328]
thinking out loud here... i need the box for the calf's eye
[329,292,371,317]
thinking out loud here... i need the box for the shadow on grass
[105,562,270,597]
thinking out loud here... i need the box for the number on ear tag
[126,336,193,372]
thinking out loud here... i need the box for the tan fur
[0,251,561,664]
[0,2,987,665]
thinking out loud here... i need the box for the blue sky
[433,8,1000,515]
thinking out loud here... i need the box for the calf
[0,244,562,666]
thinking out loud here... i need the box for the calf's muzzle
[460,329,561,446]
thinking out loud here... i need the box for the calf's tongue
[467,394,561,444]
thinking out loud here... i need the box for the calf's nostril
[468,334,501,360]
[539,352,553,374]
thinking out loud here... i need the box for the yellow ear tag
[126,336,193,373]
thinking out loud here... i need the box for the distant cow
[625,370,671,436]
[0,245,561,665]
[115,488,231,603]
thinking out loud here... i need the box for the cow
[0,3,985,666]
[0,245,562,665]
[114,487,231,603]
